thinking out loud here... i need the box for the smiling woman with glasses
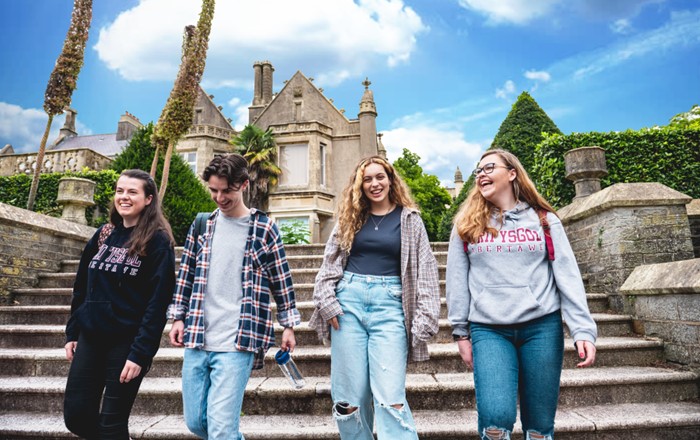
[446,149,597,440]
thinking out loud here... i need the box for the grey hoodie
[446,202,597,344]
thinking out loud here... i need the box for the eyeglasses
[472,162,512,176]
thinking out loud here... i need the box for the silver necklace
[369,205,393,231]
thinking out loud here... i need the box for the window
[180,152,197,174]
[320,143,326,187]
[279,144,308,186]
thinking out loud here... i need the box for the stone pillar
[262,61,274,104]
[564,146,607,199]
[558,183,694,313]
[56,177,96,225]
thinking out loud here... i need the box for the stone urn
[56,177,96,225]
[564,146,608,199]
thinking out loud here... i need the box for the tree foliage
[230,124,282,211]
[392,149,452,241]
[491,91,562,171]
[669,104,700,129]
[27,0,92,211]
[111,123,216,244]
[154,0,215,199]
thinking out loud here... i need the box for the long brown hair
[109,169,175,256]
[335,155,417,252]
[455,149,556,244]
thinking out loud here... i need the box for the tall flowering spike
[28,0,92,211]
[44,0,92,116]
[157,0,215,199]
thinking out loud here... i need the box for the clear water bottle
[275,349,305,389]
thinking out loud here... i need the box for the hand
[575,340,596,368]
[281,327,296,352]
[328,317,339,331]
[168,320,185,347]
[120,360,142,383]
[65,341,77,361]
[457,339,473,370]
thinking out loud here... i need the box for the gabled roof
[52,133,128,158]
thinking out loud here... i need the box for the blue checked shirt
[167,209,301,369]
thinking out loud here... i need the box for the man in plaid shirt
[168,154,301,439]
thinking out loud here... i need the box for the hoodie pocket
[470,285,542,325]
[80,301,120,334]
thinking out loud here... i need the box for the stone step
[0,337,665,378]
[1,401,699,439]
[0,294,615,325]
[0,313,634,349]
[0,367,696,416]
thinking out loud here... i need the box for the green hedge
[0,170,119,226]
[532,127,700,208]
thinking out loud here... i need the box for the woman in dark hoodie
[63,169,175,439]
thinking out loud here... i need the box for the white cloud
[381,125,484,183]
[94,0,427,89]
[495,80,516,99]
[457,0,561,25]
[610,18,632,34]
[572,10,700,80]
[0,103,92,154]
[524,70,551,82]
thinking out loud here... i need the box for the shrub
[279,220,310,244]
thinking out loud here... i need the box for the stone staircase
[0,243,699,439]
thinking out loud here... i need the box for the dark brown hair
[202,154,249,188]
[109,169,175,256]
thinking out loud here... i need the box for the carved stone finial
[363,77,371,89]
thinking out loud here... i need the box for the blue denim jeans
[330,272,418,440]
[182,348,254,440]
[471,310,564,440]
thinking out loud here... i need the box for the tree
[111,123,216,244]
[230,125,282,211]
[491,91,562,172]
[393,149,452,241]
[153,0,215,200]
[669,104,700,129]
[27,0,92,211]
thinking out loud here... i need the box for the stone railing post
[56,177,96,225]
[564,146,608,199]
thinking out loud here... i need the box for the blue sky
[1,0,698,186]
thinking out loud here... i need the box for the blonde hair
[455,149,557,244]
[336,156,417,252]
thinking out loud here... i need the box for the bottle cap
[275,349,290,365]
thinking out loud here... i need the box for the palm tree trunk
[149,147,159,177]
[159,141,174,201]
[26,114,54,211]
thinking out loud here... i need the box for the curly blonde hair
[455,149,557,244]
[335,156,417,252]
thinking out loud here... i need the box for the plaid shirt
[310,207,441,362]
[167,209,301,369]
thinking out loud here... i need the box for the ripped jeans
[471,310,564,440]
[330,272,418,440]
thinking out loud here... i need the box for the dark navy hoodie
[66,223,176,367]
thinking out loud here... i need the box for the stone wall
[619,259,700,369]
[0,202,94,302]
[687,199,700,258]
[559,183,695,313]
[0,148,112,177]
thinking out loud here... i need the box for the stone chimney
[116,111,143,141]
[261,61,274,104]
[51,108,78,148]
[252,61,263,106]
[564,146,608,199]
[249,61,273,123]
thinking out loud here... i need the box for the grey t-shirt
[345,206,402,276]
[203,211,249,351]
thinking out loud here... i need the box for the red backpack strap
[98,223,115,248]
[537,209,555,261]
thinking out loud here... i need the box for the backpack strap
[193,212,210,247]
[97,223,115,248]
[537,208,555,261]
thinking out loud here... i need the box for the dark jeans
[64,333,148,439]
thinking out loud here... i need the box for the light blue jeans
[330,272,418,440]
[182,348,254,440]
[471,310,564,440]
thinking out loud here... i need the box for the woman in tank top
[311,155,441,439]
